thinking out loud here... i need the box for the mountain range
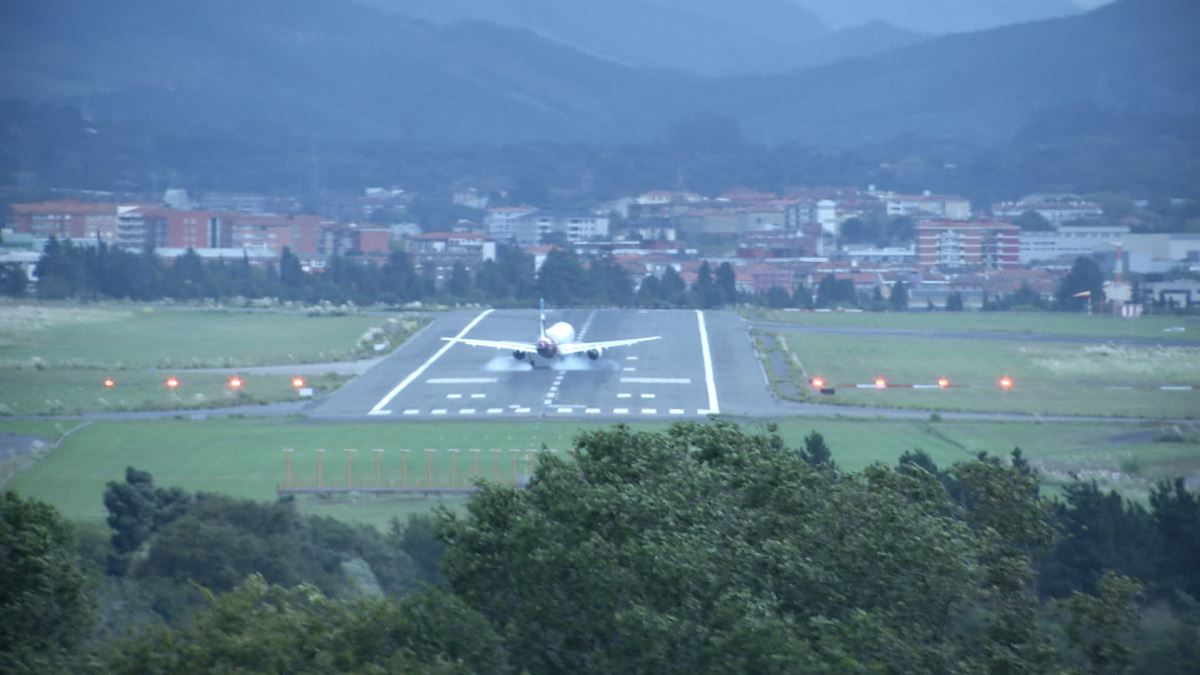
[0,0,1195,149]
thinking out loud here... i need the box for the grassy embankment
[0,303,423,415]
[5,416,1196,529]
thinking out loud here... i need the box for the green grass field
[6,417,1196,528]
[751,308,1200,342]
[777,332,1199,418]
[0,303,422,414]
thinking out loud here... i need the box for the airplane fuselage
[536,321,576,358]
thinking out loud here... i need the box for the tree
[1,491,95,672]
[715,262,737,306]
[278,246,306,294]
[1065,572,1142,674]
[1149,478,1200,598]
[800,431,833,467]
[763,285,790,309]
[438,421,1051,673]
[890,280,909,311]
[946,291,965,311]
[1056,256,1106,311]
[447,261,471,298]
[0,263,28,296]
[103,467,191,574]
[692,261,718,308]
[100,577,509,674]
[660,266,687,307]
[394,514,445,585]
[536,248,588,306]
[1013,210,1054,231]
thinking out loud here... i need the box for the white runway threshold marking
[620,377,692,384]
[426,377,498,384]
[369,309,493,415]
[696,310,720,415]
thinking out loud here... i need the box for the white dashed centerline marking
[613,407,629,414]
[402,409,419,415]
[446,393,462,399]
[617,393,632,398]
[470,393,486,399]
[641,408,657,414]
[669,408,685,415]
[487,408,503,414]
[431,409,447,415]
[640,393,655,399]
[459,408,476,414]
[586,408,601,414]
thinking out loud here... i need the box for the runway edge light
[999,375,1014,390]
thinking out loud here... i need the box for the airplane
[442,299,660,364]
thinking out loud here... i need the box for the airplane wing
[558,336,661,355]
[441,337,539,352]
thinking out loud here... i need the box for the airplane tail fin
[539,298,547,338]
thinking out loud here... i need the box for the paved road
[748,320,1199,347]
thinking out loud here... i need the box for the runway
[309,308,779,421]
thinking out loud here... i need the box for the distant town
[3,183,1199,311]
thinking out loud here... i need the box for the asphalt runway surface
[309,308,779,421]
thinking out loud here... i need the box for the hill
[365,0,915,76]
[0,0,1195,178]
[722,0,1200,146]
[0,0,690,143]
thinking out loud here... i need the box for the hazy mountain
[0,0,1193,151]
[0,0,691,142]
[363,0,838,76]
[720,0,1200,146]
[801,0,1086,34]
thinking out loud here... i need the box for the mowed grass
[7,417,1197,528]
[780,332,1200,418]
[0,303,411,369]
[4,418,654,528]
[754,309,1200,343]
[0,303,422,414]
[0,369,347,416]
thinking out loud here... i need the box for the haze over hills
[0,0,1195,151]
[802,0,1087,33]
[364,0,927,76]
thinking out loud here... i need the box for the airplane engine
[513,350,527,360]
[586,349,600,360]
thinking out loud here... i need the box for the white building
[993,196,1104,226]
[1019,225,1130,264]
[885,191,971,220]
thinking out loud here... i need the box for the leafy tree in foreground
[0,491,95,673]
[100,576,508,675]
[1056,256,1106,311]
[438,421,1057,674]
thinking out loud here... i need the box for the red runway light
[874,377,888,389]
[810,376,825,389]
[937,376,950,389]
[228,375,244,390]
[102,377,116,388]
[165,376,180,389]
[999,375,1014,390]
[291,376,306,389]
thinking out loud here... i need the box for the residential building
[406,232,497,286]
[485,206,538,243]
[8,200,121,243]
[514,212,610,246]
[916,220,1020,272]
